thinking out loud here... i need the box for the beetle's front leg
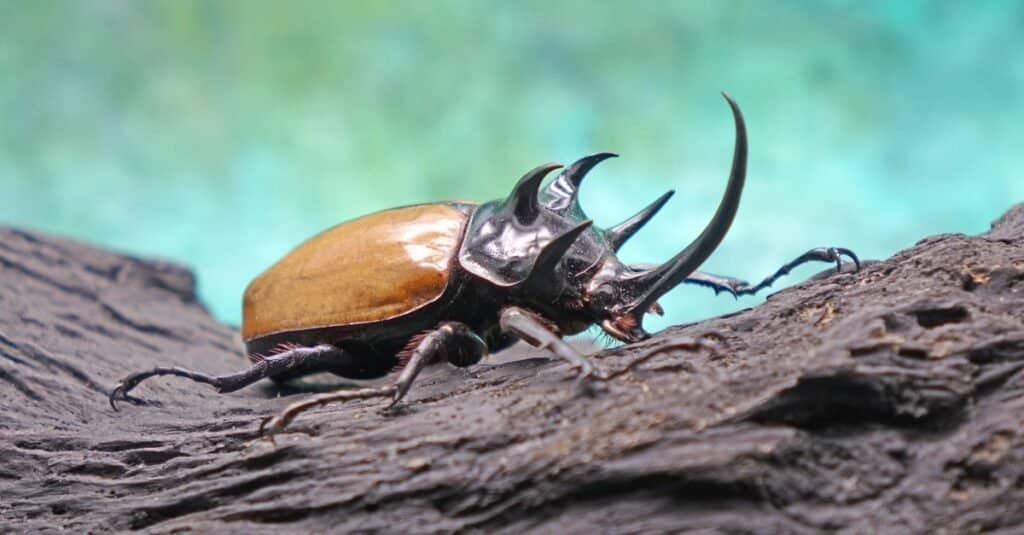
[499,306,605,381]
[684,246,860,297]
[260,321,486,438]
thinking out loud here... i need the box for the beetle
[109,94,859,435]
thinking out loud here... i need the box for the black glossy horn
[543,152,617,212]
[626,92,748,315]
[523,220,593,286]
[606,190,675,251]
[507,162,563,222]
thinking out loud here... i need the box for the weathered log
[1,205,1023,533]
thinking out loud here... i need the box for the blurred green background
[2,1,1021,336]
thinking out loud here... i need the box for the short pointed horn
[564,152,618,188]
[507,163,563,222]
[543,153,617,212]
[523,220,593,286]
[627,92,748,314]
[606,190,675,251]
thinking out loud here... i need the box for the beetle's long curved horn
[606,190,675,251]
[543,153,617,212]
[523,220,593,285]
[506,163,563,222]
[625,93,747,315]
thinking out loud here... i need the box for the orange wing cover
[242,204,467,341]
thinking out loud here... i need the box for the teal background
[2,2,1021,335]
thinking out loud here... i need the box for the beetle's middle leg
[108,344,345,410]
[259,322,487,437]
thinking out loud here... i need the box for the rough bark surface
[2,205,1023,534]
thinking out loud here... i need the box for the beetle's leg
[108,344,342,410]
[684,247,861,297]
[259,322,487,437]
[392,322,487,405]
[499,306,603,380]
[259,384,397,438]
[681,271,751,298]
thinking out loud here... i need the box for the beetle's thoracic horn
[606,190,675,252]
[507,163,563,222]
[565,152,617,188]
[543,152,617,212]
[523,220,593,286]
[626,92,748,315]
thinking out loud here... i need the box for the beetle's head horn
[585,93,747,343]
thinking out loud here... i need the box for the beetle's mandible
[109,94,859,436]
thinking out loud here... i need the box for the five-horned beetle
[109,94,859,435]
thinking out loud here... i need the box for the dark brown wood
[2,204,1023,533]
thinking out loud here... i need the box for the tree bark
[2,205,1023,533]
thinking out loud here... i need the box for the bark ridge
[1,205,1023,533]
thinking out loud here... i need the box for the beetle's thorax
[456,199,596,330]
[455,165,645,341]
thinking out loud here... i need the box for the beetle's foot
[573,377,607,397]
[381,402,412,416]
[387,381,412,411]
[709,276,750,299]
[572,366,610,397]
[108,383,126,410]
[823,246,861,273]
[258,406,308,442]
[385,389,407,411]
[108,380,148,410]
[258,414,288,443]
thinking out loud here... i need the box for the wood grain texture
[242,204,466,341]
[1,204,1023,534]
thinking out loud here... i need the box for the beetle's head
[458,94,747,344]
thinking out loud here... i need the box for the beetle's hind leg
[108,344,344,410]
[259,322,487,437]
[684,246,860,297]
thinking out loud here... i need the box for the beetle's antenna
[606,190,675,251]
[625,93,747,317]
[522,220,593,287]
[543,153,618,213]
[505,162,563,223]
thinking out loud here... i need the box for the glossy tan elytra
[242,204,466,342]
[109,94,859,436]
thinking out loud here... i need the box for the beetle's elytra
[110,94,859,435]
[242,204,467,348]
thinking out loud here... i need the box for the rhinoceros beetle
[109,94,858,435]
